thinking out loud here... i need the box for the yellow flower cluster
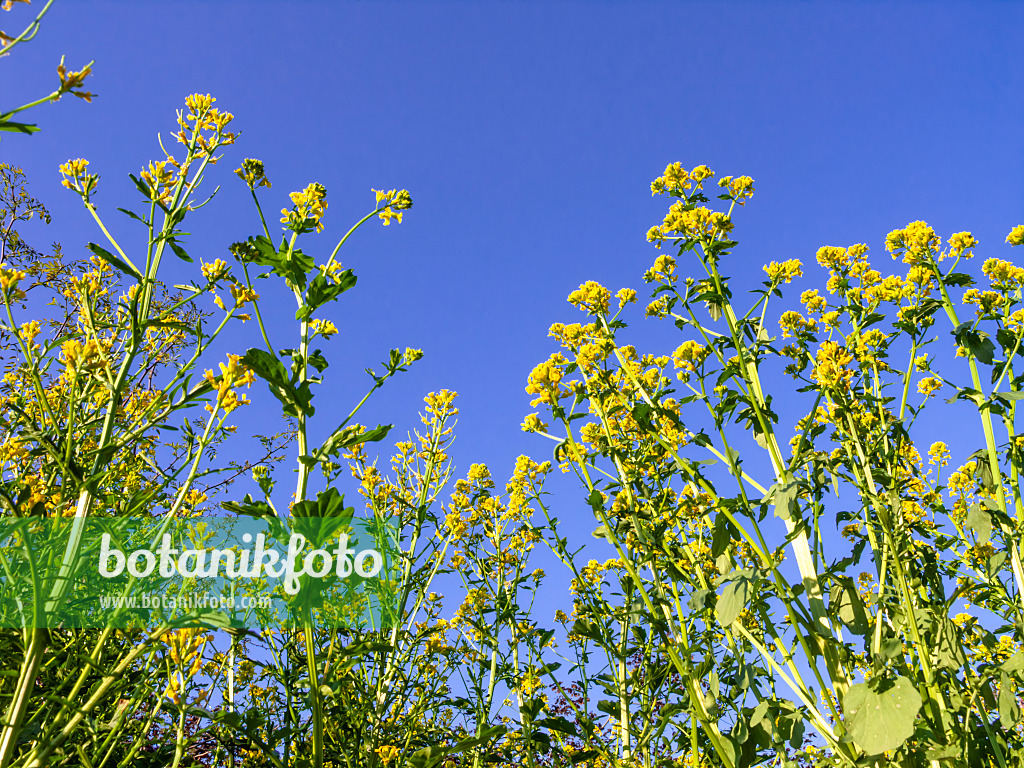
[140,159,177,206]
[917,376,943,397]
[1007,225,1024,246]
[311,318,339,338]
[928,441,950,467]
[18,320,41,347]
[62,338,107,373]
[763,259,802,285]
[865,273,906,305]
[567,280,611,315]
[659,203,733,241]
[800,289,826,314]
[811,341,854,391]
[58,157,99,197]
[200,258,232,283]
[375,746,402,766]
[644,253,677,284]
[161,627,209,705]
[779,310,817,338]
[616,287,637,308]
[373,188,413,225]
[650,162,716,195]
[525,353,568,406]
[963,288,1005,317]
[885,221,942,264]
[234,158,271,190]
[202,353,255,414]
[0,266,26,300]
[718,174,755,202]
[947,231,977,256]
[177,93,235,153]
[852,328,887,362]
[816,246,850,271]
[280,182,327,232]
[982,258,1024,291]
[671,340,710,380]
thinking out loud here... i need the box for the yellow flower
[203,353,255,413]
[375,746,401,766]
[917,376,943,397]
[17,320,40,346]
[644,254,677,284]
[763,259,802,285]
[885,221,941,264]
[616,287,637,308]
[651,162,691,195]
[982,258,1024,290]
[800,289,826,314]
[525,353,569,406]
[567,281,611,315]
[811,341,854,391]
[200,259,231,283]
[521,413,548,433]
[372,188,413,226]
[311,318,338,338]
[140,160,176,205]
[671,340,710,379]
[718,174,755,203]
[779,310,817,338]
[816,246,849,271]
[1006,225,1024,247]
[947,231,977,257]
[0,266,26,299]
[280,182,328,232]
[928,441,950,466]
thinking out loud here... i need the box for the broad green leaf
[716,570,752,627]
[999,671,1021,728]
[964,503,993,545]
[843,676,921,755]
[296,269,357,321]
[1002,650,1024,676]
[242,348,315,418]
[829,578,869,635]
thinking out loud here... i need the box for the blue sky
[5,1,1024,593]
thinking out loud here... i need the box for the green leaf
[222,494,274,519]
[296,270,357,321]
[168,240,193,263]
[716,570,752,627]
[932,617,967,671]
[87,242,141,280]
[829,577,869,635]
[1001,650,1024,677]
[999,671,1021,728]
[240,235,315,289]
[317,424,391,459]
[770,480,798,521]
[843,676,921,756]
[0,120,40,134]
[241,348,314,418]
[964,503,993,545]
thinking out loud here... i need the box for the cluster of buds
[234,157,271,190]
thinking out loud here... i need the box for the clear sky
[4,1,1024,582]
